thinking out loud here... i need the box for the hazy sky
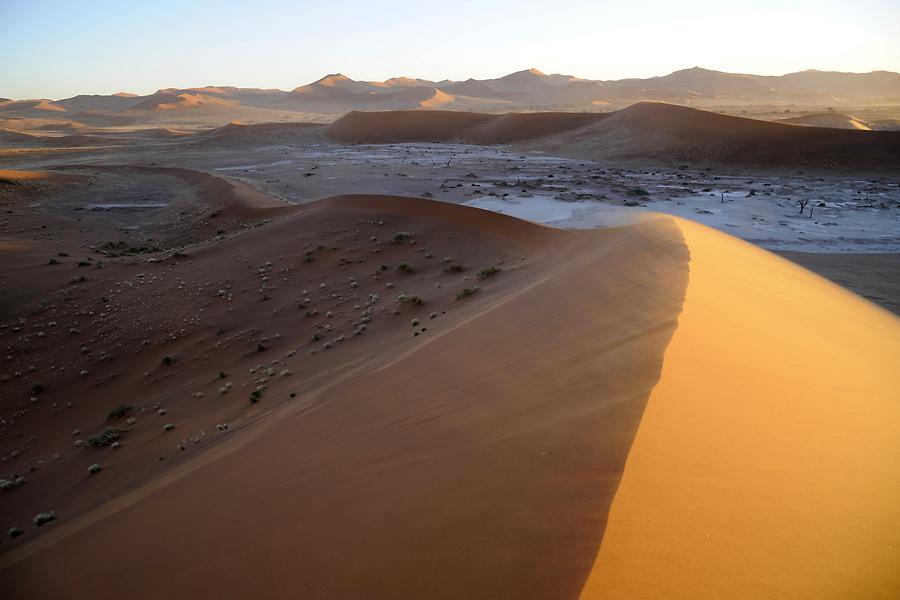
[2,0,899,99]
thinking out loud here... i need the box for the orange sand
[580,218,900,599]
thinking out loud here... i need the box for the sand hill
[322,103,900,170]
[325,110,608,143]
[0,178,896,598]
[561,102,900,168]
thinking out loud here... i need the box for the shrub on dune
[457,287,480,300]
[33,511,57,527]
[477,266,501,280]
[87,427,123,447]
[106,404,132,420]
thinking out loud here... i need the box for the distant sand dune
[324,102,900,169]
[325,110,608,143]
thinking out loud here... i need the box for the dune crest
[0,196,689,599]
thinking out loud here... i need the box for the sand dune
[322,102,900,169]
[325,109,607,143]
[581,218,900,599]
[524,102,900,169]
[193,121,325,146]
[0,191,687,598]
[0,186,897,598]
[132,91,236,112]
[0,129,41,145]
[0,99,67,114]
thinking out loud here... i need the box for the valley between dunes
[0,165,898,598]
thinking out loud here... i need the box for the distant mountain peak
[314,73,353,86]
[506,68,547,78]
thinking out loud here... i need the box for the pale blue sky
[2,0,899,99]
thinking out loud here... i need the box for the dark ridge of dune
[325,110,609,144]
[0,192,689,600]
[0,130,41,145]
[0,128,125,148]
[525,102,900,170]
[70,111,135,127]
[193,121,325,146]
[323,103,900,170]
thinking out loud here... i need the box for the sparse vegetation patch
[88,427,123,447]
[477,266,501,280]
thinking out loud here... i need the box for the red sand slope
[1,188,897,598]
[581,218,900,599]
[0,192,687,599]
[325,110,608,144]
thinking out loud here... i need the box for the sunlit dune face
[581,217,900,599]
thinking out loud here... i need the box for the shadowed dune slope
[581,218,900,599]
[526,102,900,169]
[192,121,325,146]
[324,103,900,170]
[1,195,689,599]
[324,110,608,143]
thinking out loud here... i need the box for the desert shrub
[444,263,464,273]
[628,187,650,196]
[477,266,501,280]
[397,262,415,273]
[456,287,480,300]
[33,511,57,527]
[31,382,46,395]
[161,355,173,366]
[8,527,24,539]
[397,293,424,305]
[623,200,641,207]
[0,477,25,491]
[163,423,175,431]
[106,404,132,420]
[249,389,262,404]
[88,464,102,475]
[88,427,123,447]
[393,231,413,243]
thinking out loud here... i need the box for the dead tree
[798,198,810,214]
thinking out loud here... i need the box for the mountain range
[2,67,900,129]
